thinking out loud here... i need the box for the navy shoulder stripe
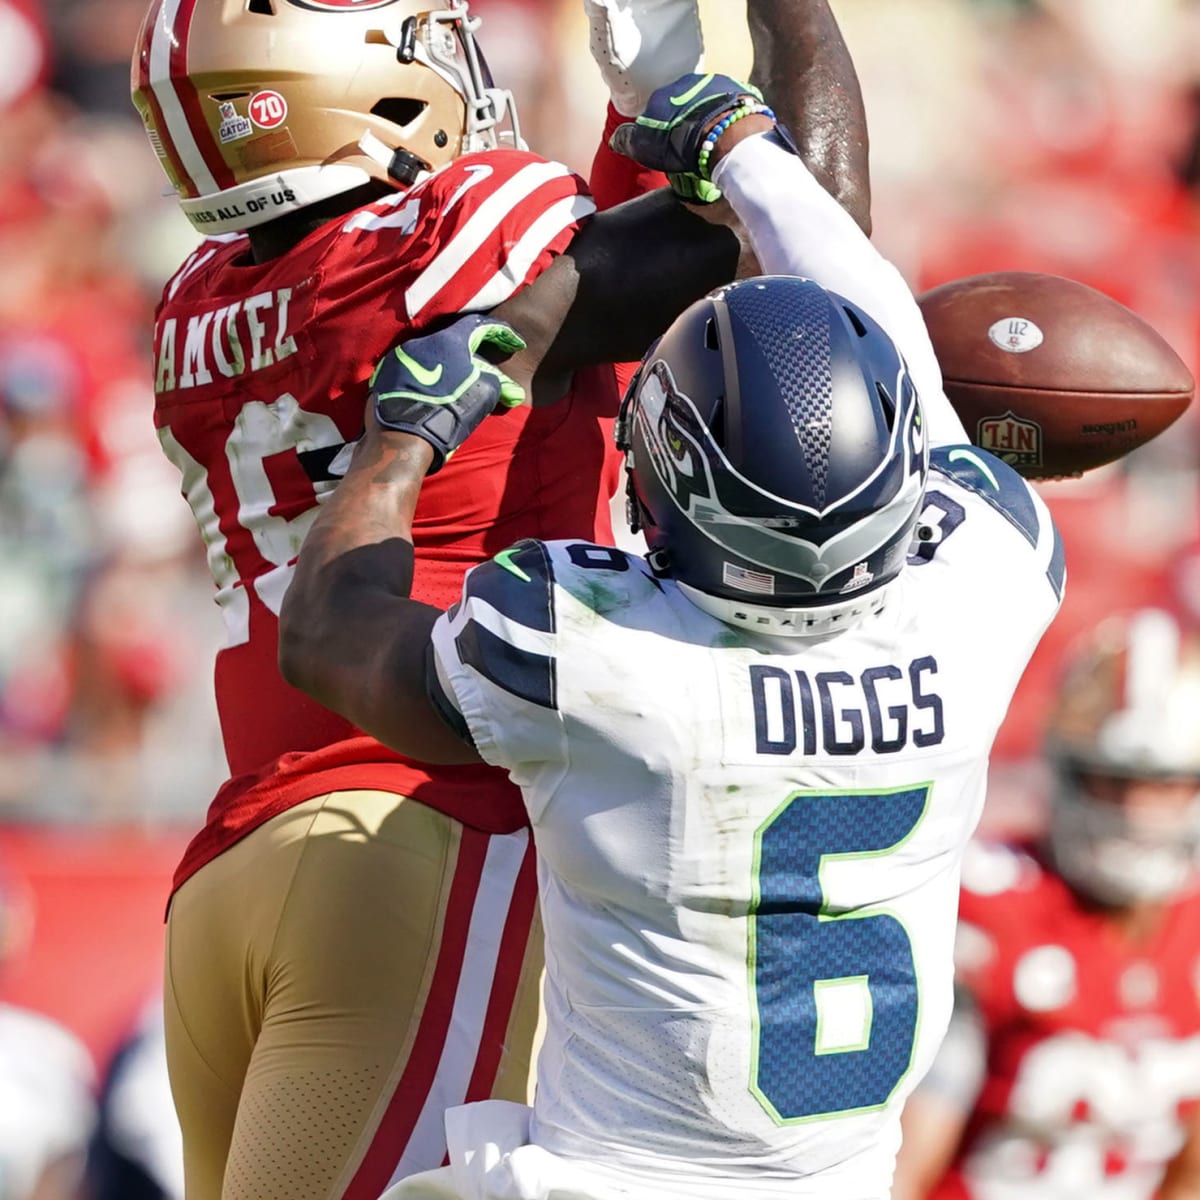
[462,539,556,633]
[454,539,557,710]
[454,620,556,710]
[1047,521,1066,601]
[931,445,1041,549]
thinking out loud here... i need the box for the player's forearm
[711,133,904,325]
[278,432,474,763]
[495,187,739,390]
[712,133,968,447]
[749,0,871,235]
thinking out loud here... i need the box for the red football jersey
[935,841,1200,1200]
[155,149,622,891]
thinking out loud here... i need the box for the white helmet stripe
[147,0,218,197]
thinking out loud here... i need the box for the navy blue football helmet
[616,276,928,636]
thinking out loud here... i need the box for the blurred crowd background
[0,0,1199,1196]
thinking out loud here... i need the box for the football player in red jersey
[893,608,1200,1200]
[129,2,870,1198]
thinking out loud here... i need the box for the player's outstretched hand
[370,315,526,474]
[584,0,705,119]
[610,73,772,203]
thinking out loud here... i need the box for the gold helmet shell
[131,0,521,235]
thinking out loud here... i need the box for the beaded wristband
[696,101,776,180]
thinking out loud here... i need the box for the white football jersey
[421,130,1065,1200]
[430,444,1062,1199]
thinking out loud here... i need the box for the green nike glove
[371,314,527,473]
[609,72,771,204]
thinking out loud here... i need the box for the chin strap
[357,131,432,188]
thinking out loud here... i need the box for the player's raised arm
[581,0,868,227]
[278,319,522,763]
[496,1,871,397]
[492,80,774,399]
[748,0,871,234]
[610,85,968,448]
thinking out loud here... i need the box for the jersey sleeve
[351,150,596,326]
[589,101,669,211]
[157,232,245,310]
[429,539,567,784]
[919,445,1065,704]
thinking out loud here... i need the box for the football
[918,271,1194,478]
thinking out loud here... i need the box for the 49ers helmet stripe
[168,0,238,192]
[139,0,234,197]
[134,0,198,196]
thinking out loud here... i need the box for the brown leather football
[918,271,1194,478]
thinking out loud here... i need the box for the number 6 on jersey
[749,784,930,1121]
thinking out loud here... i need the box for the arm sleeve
[711,132,968,449]
[428,541,567,782]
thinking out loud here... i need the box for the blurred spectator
[45,0,148,118]
[893,609,1200,1200]
[0,857,96,1200]
[86,997,183,1200]
[0,10,223,823]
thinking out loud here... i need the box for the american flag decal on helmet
[724,563,776,595]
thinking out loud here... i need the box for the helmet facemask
[1046,608,1200,905]
[1049,768,1200,907]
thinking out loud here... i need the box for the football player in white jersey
[278,78,1064,1200]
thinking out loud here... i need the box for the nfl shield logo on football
[978,411,1042,468]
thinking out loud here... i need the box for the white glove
[583,0,705,117]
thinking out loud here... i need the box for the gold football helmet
[1046,609,1200,905]
[131,0,521,235]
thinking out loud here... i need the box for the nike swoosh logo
[948,447,999,489]
[670,75,715,107]
[394,348,443,388]
[494,548,532,582]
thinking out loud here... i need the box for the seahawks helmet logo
[633,360,925,594]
